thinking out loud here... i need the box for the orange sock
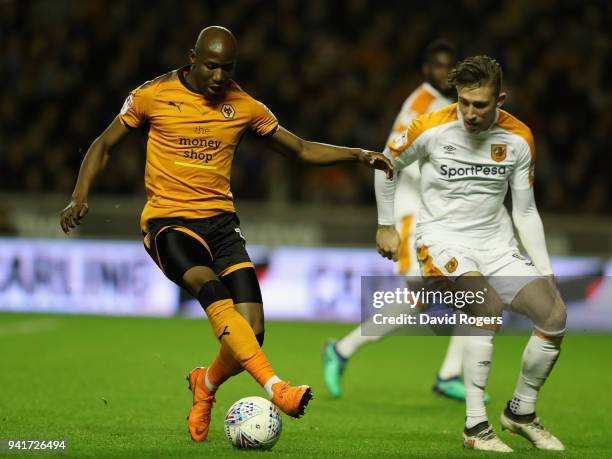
[206,343,243,389]
[241,349,276,387]
[206,299,276,388]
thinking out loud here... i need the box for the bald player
[60,26,392,443]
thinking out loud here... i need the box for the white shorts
[415,234,543,306]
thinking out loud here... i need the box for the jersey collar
[178,65,203,94]
[178,65,240,100]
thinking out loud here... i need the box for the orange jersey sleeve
[498,110,536,188]
[249,99,279,136]
[119,81,155,128]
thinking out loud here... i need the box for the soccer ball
[224,396,282,449]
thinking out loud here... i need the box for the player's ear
[189,49,197,64]
[496,91,507,108]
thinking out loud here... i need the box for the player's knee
[183,266,218,297]
[534,296,567,336]
[196,279,233,310]
[552,298,567,329]
[542,301,567,335]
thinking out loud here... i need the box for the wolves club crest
[221,104,235,119]
[491,144,507,162]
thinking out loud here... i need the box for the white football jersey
[387,82,454,220]
[388,103,535,245]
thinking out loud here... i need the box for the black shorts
[143,212,253,280]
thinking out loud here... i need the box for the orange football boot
[186,367,215,441]
[270,381,313,418]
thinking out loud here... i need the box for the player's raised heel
[463,422,513,452]
[187,366,205,390]
[186,367,216,442]
[270,382,313,418]
[432,375,492,403]
[297,386,313,416]
[500,405,565,451]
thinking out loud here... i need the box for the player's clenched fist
[60,199,89,234]
[376,225,400,261]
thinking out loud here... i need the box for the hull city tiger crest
[491,144,507,162]
[445,257,458,273]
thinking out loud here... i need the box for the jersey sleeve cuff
[259,122,280,137]
[119,116,137,130]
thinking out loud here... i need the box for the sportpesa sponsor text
[440,164,507,178]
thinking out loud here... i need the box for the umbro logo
[442,145,456,153]
[168,101,184,112]
[512,252,535,266]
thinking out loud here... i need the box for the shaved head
[187,26,238,100]
[194,26,237,58]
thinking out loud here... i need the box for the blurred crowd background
[2,0,611,214]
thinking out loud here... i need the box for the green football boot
[433,375,492,403]
[322,340,347,399]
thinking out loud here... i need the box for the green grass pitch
[1,312,611,458]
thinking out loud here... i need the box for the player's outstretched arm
[60,116,131,234]
[263,126,393,178]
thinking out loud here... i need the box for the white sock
[463,330,495,429]
[337,299,419,359]
[204,369,218,393]
[264,376,281,398]
[335,325,381,359]
[438,334,465,379]
[509,334,561,415]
